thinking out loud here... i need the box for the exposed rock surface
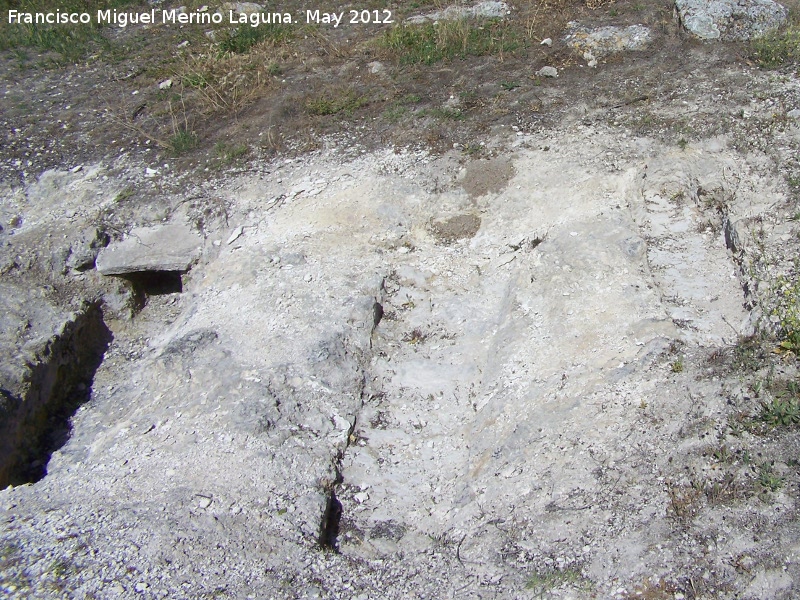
[1,123,796,597]
[0,288,110,487]
[95,222,203,275]
[564,23,653,56]
[406,1,510,24]
[3,4,800,599]
[675,0,788,41]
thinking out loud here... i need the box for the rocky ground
[2,0,800,598]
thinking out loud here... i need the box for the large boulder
[675,0,788,41]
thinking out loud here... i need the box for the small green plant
[168,129,199,155]
[183,73,209,89]
[711,444,731,463]
[757,462,784,492]
[219,23,291,54]
[525,568,592,594]
[112,187,135,203]
[732,334,766,372]
[306,89,369,116]
[427,107,465,121]
[770,275,800,354]
[214,142,249,164]
[500,81,521,91]
[751,26,800,69]
[677,138,688,150]
[758,395,800,426]
[671,357,684,373]
[383,105,409,122]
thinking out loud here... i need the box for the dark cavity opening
[124,271,183,307]
[0,303,112,487]
[319,491,343,552]
[126,271,183,296]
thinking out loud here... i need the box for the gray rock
[368,61,386,74]
[564,23,652,56]
[221,2,264,14]
[675,0,787,41]
[67,228,109,272]
[406,1,510,24]
[787,108,800,119]
[96,222,203,275]
[536,66,558,78]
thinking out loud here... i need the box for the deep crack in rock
[0,303,112,486]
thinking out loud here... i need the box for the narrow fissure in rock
[0,303,112,487]
[319,489,343,551]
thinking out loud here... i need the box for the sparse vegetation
[219,22,292,55]
[378,18,521,65]
[751,26,800,69]
[525,568,592,595]
[757,461,784,492]
[167,128,198,155]
[214,142,249,164]
[403,328,427,345]
[0,0,143,62]
[306,88,370,116]
[758,392,800,426]
[771,275,800,355]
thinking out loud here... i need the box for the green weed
[167,129,198,155]
[751,26,800,69]
[757,462,784,492]
[770,275,800,354]
[525,568,592,594]
[306,89,369,116]
[426,107,465,121]
[219,23,291,55]
[214,142,249,164]
[759,394,800,426]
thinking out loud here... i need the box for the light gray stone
[406,1,510,24]
[536,66,558,78]
[221,2,264,14]
[564,23,652,56]
[675,0,788,41]
[96,222,203,275]
[67,228,109,272]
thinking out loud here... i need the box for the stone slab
[95,222,202,275]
